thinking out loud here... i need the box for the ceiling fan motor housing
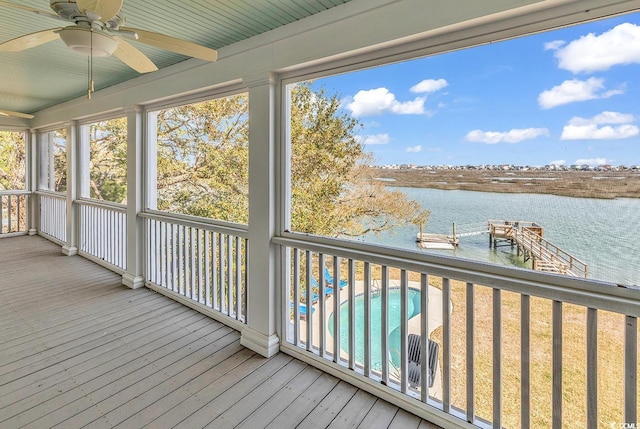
[58,26,118,57]
[50,0,84,21]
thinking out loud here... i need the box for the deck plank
[0,290,156,348]
[388,408,424,429]
[5,320,230,428]
[174,354,297,428]
[110,343,252,428]
[0,235,442,429]
[264,372,340,428]
[236,365,324,429]
[0,310,202,410]
[203,359,309,428]
[327,389,378,428]
[0,300,192,386]
[0,294,172,360]
[298,380,359,428]
[50,329,239,428]
[357,399,400,428]
[115,342,255,428]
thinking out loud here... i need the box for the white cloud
[561,124,639,140]
[537,77,623,109]
[345,87,426,116]
[575,158,610,166]
[561,111,639,140]
[410,79,448,93]
[554,23,640,73]
[355,133,390,145]
[406,145,422,153]
[544,40,566,51]
[465,128,550,144]
[550,160,566,165]
[568,111,635,126]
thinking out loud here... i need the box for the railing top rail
[519,228,588,268]
[35,190,66,199]
[140,210,249,238]
[0,190,31,196]
[488,219,541,227]
[274,234,640,316]
[75,197,127,212]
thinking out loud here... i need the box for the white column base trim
[61,245,78,256]
[28,228,37,236]
[241,327,279,358]
[122,273,145,289]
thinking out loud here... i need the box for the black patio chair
[407,333,439,388]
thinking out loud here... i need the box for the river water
[360,188,640,285]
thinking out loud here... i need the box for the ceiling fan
[0,0,218,96]
[0,109,34,119]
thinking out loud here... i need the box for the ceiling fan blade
[0,109,34,119]
[0,28,61,52]
[0,1,61,20]
[113,37,158,73]
[76,0,123,22]
[120,27,218,62]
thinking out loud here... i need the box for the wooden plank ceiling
[0,0,351,115]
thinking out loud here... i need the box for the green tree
[290,83,429,237]
[52,128,67,192]
[89,118,128,203]
[0,131,25,190]
[156,95,249,223]
[0,131,27,232]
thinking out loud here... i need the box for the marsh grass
[375,168,640,200]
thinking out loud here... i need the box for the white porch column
[27,130,37,235]
[122,106,145,289]
[145,111,158,210]
[35,132,49,191]
[62,121,78,255]
[241,73,280,357]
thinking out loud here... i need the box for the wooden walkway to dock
[0,235,440,429]
[487,220,588,278]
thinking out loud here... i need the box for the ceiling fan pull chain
[87,55,91,100]
[87,28,94,100]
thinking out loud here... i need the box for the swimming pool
[327,288,422,371]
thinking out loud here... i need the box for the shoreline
[372,168,640,200]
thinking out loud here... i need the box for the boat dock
[487,220,588,278]
[417,220,588,278]
[416,232,458,249]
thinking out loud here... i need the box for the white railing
[37,191,67,243]
[518,227,588,278]
[142,212,248,325]
[77,199,127,271]
[0,190,29,237]
[275,236,639,429]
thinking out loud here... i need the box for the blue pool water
[327,288,422,370]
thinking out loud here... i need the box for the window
[148,93,249,224]
[284,14,640,428]
[0,131,26,190]
[87,117,127,203]
[38,128,67,193]
[285,12,640,286]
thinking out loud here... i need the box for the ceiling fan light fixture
[58,26,117,57]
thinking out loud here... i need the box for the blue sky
[311,12,640,167]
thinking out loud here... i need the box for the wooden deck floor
[0,235,441,429]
